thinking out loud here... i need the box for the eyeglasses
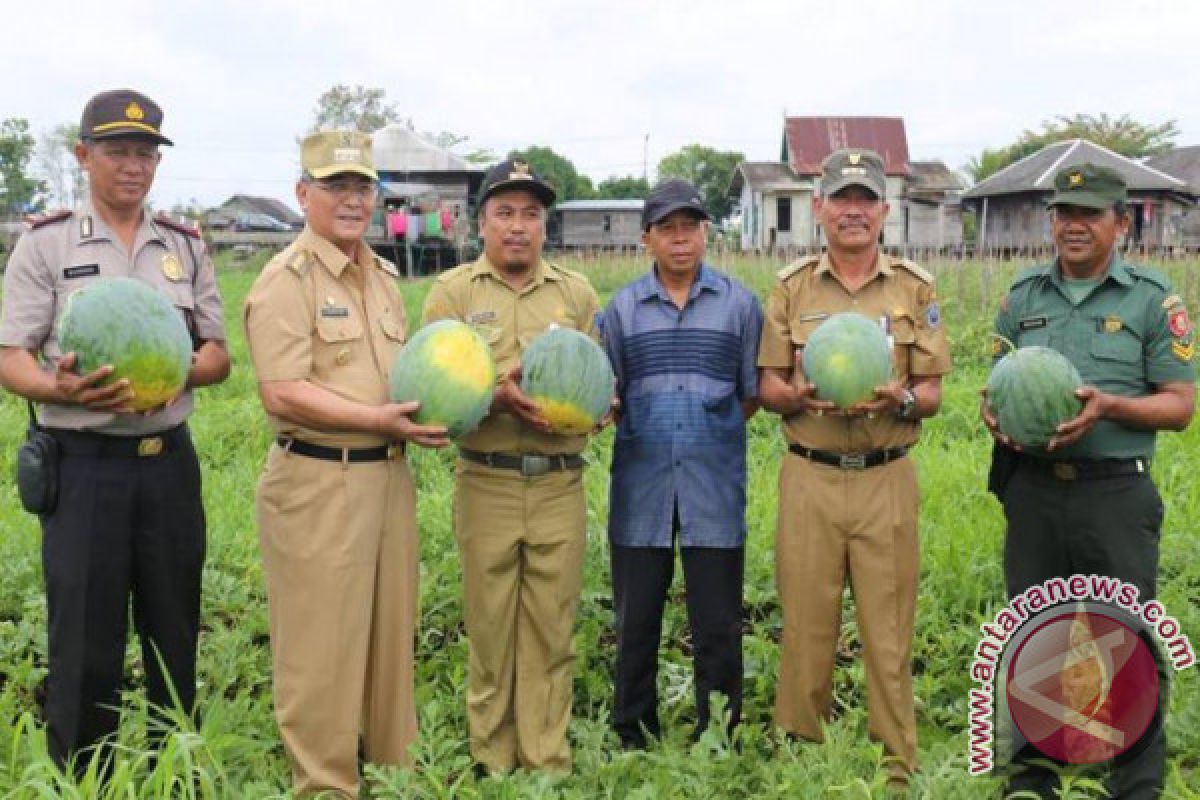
[310,178,379,200]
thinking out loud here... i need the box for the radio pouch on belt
[16,400,59,515]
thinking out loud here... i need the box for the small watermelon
[986,345,1083,448]
[389,319,497,438]
[520,326,615,435]
[57,277,193,411]
[802,312,892,408]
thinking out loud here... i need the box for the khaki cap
[302,130,378,181]
[821,148,887,198]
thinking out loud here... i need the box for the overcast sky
[5,0,1196,210]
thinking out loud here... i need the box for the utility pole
[642,133,649,182]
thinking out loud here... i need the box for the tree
[0,118,45,214]
[37,122,84,209]
[656,144,744,222]
[595,175,649,199]
[964,114,1179,183]
[506,146,594,201]
[308,85,407,133]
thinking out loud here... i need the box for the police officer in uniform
[0,89,229,772]
[243,131,449,798]
[757,149,950,789]
[983,164,1195,799]
[422,159,602,773]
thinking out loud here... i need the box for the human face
[75,137,160,212]
[1051,204,1128,278]
[480,189,546,272]
[816,185,888,255]
[297,173,377,254]
[642,210,707,280]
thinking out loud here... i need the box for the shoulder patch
[892,257,934,284]
[375,255,399,278]
[153,212,202,239]
[23,209,72,230]
[777,256,818,282]
[285,250,313,277]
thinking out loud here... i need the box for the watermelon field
[0,252,1198,799]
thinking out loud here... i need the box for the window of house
[603,214,612,233]
[776,196,792,233]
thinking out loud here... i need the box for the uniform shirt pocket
[1090,327,1144,390]
[314,314,365,376]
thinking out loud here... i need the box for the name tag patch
[1018,316,1048,331]
[467,310,497,325]
[320,306,350,318]
[63,264,99,280]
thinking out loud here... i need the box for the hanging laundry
[387,212,407,236]
[425,212,441,237]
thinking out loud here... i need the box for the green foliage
[507,145,595,201]
[0,118,45,213]
[656,144,744,223]
[595,175,649,200]
[964,114,1180,183]
[308,84,406,134]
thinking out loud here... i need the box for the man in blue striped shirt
[600,179,763,749]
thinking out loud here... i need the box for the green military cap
[820,148,886,198]
[302,130,378,181]
[80,89,172,145]
[1047,163,1127,210]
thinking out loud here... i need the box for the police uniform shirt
[0,200,225,434]
[243,226,407,448]
[421,254,600,456]
[758,252,951,452]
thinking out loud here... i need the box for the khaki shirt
[758,252,951,452]
[0,200,225,434]
[422,255,600,455]
[243,227,407,448]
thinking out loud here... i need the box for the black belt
[277,436,403,463]
[459,448,584,477]
[788,444,908,470]
[1016,455,1147,481]
[46,424,188,458]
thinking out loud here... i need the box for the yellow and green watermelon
[389,319,496,438]
[520,326,615,434]
[57,277,193,411]
[802,312,892,408]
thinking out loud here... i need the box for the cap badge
[508,160,532,181]
[1068,171,1084,187]
[125,102,145,121]
[847,152,862,165]
[339,131,356,147]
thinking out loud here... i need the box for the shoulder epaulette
[435,263,473,284]
[548,261,590,285]
[375,255,399,278]
[777,255,819,282]
[23,209,72,230]
[153,212,202,239]
[284,250,313,277]
[1009,264,1050,289]
[892,257,934,284]
[1126,264,1171,292]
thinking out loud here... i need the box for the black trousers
[1001,465,1166,800]
[610,537,744,747]
[40,427,206,771]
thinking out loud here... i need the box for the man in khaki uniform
[422,159,601,773]
[243,131,449,798]
[0,89,228,774]
[758,149,951,789]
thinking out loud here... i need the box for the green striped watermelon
[57,277,193,411]
[986,345,1083,448]
[389,319,496,438]
[520,326,615,435]
[802,312,892,408]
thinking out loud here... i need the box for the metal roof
[373,124,471,172]
[1145,145,1200,192]
[728,162,813,195]
[783,116,911,176]
[555,199,644,211]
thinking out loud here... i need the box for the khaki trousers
[453,458,587,772]
[257,444,418,798]
[775,453,920,778]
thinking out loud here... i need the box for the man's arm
[0,346,132,409]
[1048,381,1194,451]
[257,380,449,448]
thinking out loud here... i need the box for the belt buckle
[138,436,164,457]
[1052,462,1077,481]
[838,453,866,470]
[520,455,551,477]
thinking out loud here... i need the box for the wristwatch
[896,388,917,419]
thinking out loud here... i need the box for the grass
[0,251,1197,798]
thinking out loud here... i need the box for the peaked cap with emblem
[302,130,378,181]
[820,148,886,198]
[479,158,556,208]
[80,89,173,145]
[1047,163,1127,210]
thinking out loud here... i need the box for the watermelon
[802,312,892,408]
[389,319,497,438]
[520,326,615,435]
[986,345,1083,448]
[57,277,193,411]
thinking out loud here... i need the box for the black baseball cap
[80,89,173,146]
[479,159,556,207]
[642,179,710,230]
